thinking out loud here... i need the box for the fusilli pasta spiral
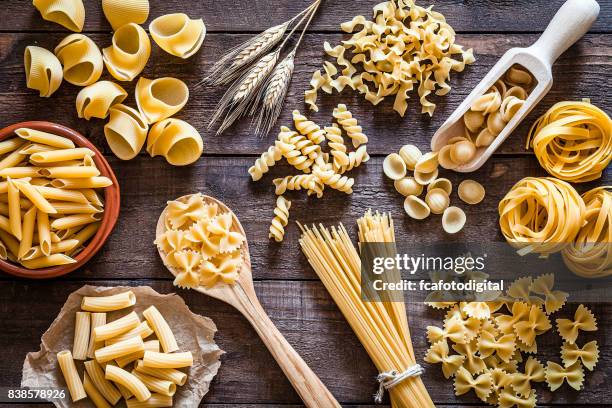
[292,110,325,144]
[333,104,368,148]
[269,196,291,242]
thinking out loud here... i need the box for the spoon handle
[235,289,340,408]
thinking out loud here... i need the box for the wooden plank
[0,280,609,405]
[0,155,605,281]
[4,0,612,33]
[0,33,609,156]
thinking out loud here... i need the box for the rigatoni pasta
[143,351,193,369]
[94,311,141,341]
[105,364,151,402]
[82,290,137,312]
[57,350,87,402]
[73,311,91,360]
[143,306,178,353]
[83,371,112,408]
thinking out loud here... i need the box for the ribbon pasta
[54,34,103,86]
[149,13,206,59]
[527,101,611,182]
[146,119,203,166]
[33,0,85,32]
[76,81,128,120]
[102,0,150,30]
[24,46,63,97]
[103,23,151,82]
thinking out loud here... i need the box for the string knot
[374,364,424,404]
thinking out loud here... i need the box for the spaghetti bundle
[526,100,612,183]
[562,186,612,278]
[299,211,433,407]
[498,177,585,256]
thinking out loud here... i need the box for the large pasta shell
[135,77,189,124]
[104,104,148,160]
[54,34,103,86]
[149,13,206,59]
[33,0,85,32]
[102,0,150,30]
[103,23,151,81]
[24,46,63,97]
[76,81,128,120]
[147,119,203,166]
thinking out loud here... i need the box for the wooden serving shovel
[156,194,340,408]
[430,0,600,172]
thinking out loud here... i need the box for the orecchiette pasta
[104,104,148,160]
[149,13,206,59]
[76,81,128,120]
[103,23,151,82]
[146,119,203,166]
[24,46,63,97]
[135,77,189,124]
[269,196,291,242]
[102,0,150,30]
[33,0,85,32]
[54,34,103,86]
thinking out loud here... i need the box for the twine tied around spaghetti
[374,364,424,404]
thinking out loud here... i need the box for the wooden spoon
[156,194,340,408]
[430,0,600,172]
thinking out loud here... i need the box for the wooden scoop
[430,0,600,172]
[156,194,340,408]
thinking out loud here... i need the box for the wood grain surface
[0,0,610,407]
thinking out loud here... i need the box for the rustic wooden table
[0,0,610,407]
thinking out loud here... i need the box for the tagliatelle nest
[305,0,475,116]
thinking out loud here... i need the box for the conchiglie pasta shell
[102,0,150,30]
[150,13,206,59]
[33,0,85,32]
[383,153,406,180]
[104,104,148,160]
[103,23,151,81]
[24,46,63,97]
[54,34,103,86]
[135,77,189,124]
[76,81,127,119]
[442,206,466,234]
[147,119,203,166]
[404,195,430,220]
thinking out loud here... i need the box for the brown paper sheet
[21,285,223,407]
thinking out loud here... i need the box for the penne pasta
[84,360,122,405]
[14,180,57,214]
[115,340,159,368]
[0,148,27,171]
[83,371,112,408]
[50,213,102,230]
[51,177,113,189]
[28,177,53,186]
[15,128,75,149]
[94,311,140,341]
[105,321,153,346]
[142,351,193,369]
[134,359,187,386]
[0,229,19,257]
[49,201,102,214]
[7,178,22,240]
[126,393,173,408]
[0,167,43,178]
[81,188,104,206]
[18,144,59,155]
[36,210,51,255]
[73,311,91,360]
[0,240,7,260]
[57,350,87,402]
[20,253,76,269]
[0,138,26,156]
[38,166,100,179]
[21,239,79,261]
[105,364,151,402]
[142,306,178,353]
[17,207,37,259]
[30,147,95,163]
[131,370,176,397]
[35,185,88,203]
[68,222,101,256]
[87,313,107,359]
[82,290,136,312]
[95,336,145,363]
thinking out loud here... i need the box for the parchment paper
[21,285,223,407]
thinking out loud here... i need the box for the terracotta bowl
[0,121,120,279]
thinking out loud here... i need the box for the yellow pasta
[135,77,189,124]
[83,371,112,408]
[134,359,187,386]
[526,100,611,182]
[453,366,492,402]
[38,165,99,179]
[142,306,178,353]
[333,104,368,148]
[50,202,101,214]
[84,360,122,405]
[68,222,101,256]
[149,13,206,59]
[14,180,57,214]
[30,147,95,164]
[15,128,75,149]
[35,185,87,203]
[94,311,141,341]
[54,34,103,86]
[82,290,136,312]
[126,394,173,408]
[131,370,176,397]
[104,104,149,160]
[33,0,85,32]
[73,311,91,360]
[102,0,150,30]
[115,339,159,368]
[57,350,87,402]
[146,119,203,166]
[7,178,22,240]
[545,361,584,391]
[268,196,291,242]
[105,321,153,345]
[76,81,128,120]
[17,207,37,259]
[424,340,465,379]
[529,273,567,314]
[51,213,102,230]
[513,305,551,346]
[142,351,193,369]
[103,23,151,82]
[51,177,113,189]
[20,253,76,268]
[248,145,282,181]
[561,341,599,371]
[556,304,597,344]
[95,336,145,363]
[23,46,63,97]
[105,364,151,402]
[87,313,107,359]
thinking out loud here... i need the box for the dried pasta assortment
[25,2,205,167]
[155,193,245,289]
[438,65,535,170]
[249,105,370,242]
[0,128,112,269]
[305,0,474,116]
[426,273,600,407]
[383,143,486,234]
[56,290,193,406]
[526,100,612,182]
